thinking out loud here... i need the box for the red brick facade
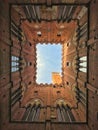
[0,0,98,130]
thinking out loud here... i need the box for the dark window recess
[30,62,32,66]
[53,85,56,88]
[34,64,36,67]
[29,42,32,46]
[34,91,38,93]
[66,62,70,66]
[28,81,31,85]
[66,81,69,85]
[57,33,61,36]
[37,31,41,36]
[34,91,38,96]
[33,76,36,79]
[67,42,70,47]
[28,62,32,66]
[57,91,60,94]
[38,33,41,36]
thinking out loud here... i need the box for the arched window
[75,87,86,107]
[11,56,20,72]
[11,87,22,107]
[22,99,41,122]
[56,100,75,122]
[79,56,87,73]
[11,20,23,41]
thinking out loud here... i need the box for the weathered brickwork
[0,0,98,130]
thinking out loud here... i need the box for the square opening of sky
[36,44,62,84]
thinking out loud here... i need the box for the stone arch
[54,98,76,122]
[25,98,44,107]
[54,98,72,107]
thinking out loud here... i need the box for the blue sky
[36,43,62,84]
